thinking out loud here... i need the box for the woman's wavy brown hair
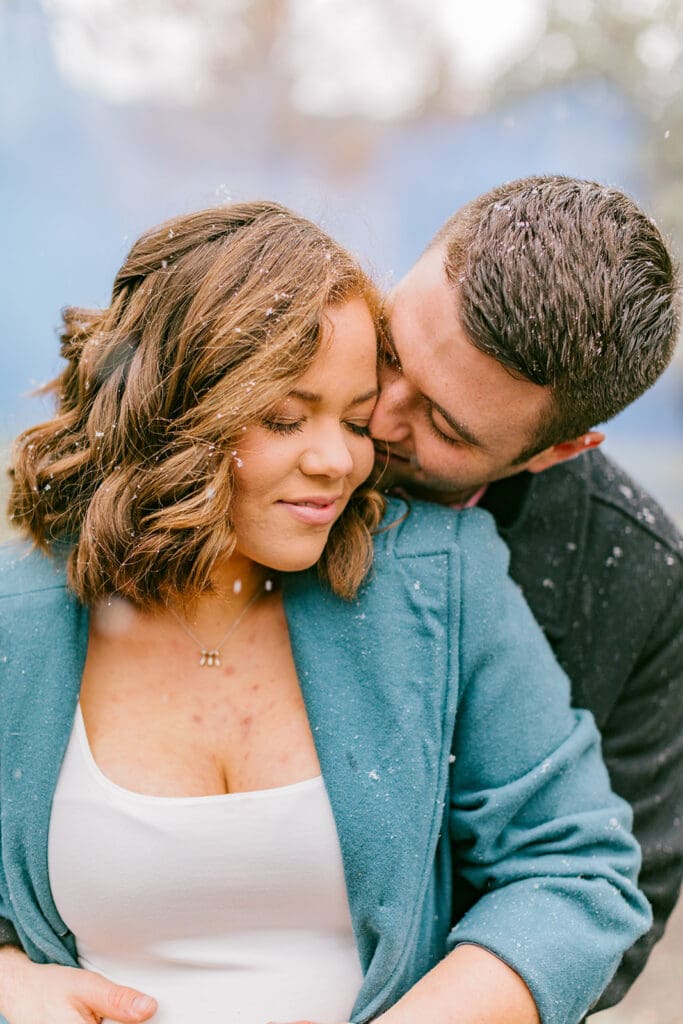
[8,201,385,606]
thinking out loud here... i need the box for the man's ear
[524,431,605,475]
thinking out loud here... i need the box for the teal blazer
[0,499,651,1024]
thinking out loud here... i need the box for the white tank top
[48,705,363,1024]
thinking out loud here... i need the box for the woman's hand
[0,946,157,1023]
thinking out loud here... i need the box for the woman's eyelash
[263,419,303,435]
[263,418,370,438]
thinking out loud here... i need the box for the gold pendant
[199,649,221,667]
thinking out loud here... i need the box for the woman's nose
[299,427,355,478]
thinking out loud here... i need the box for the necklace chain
[169,585,264,668]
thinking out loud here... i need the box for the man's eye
[428,411,461,447]
[262,419,303,435]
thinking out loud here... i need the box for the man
[370,175,683,1016]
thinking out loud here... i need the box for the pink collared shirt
[451,484,488,510]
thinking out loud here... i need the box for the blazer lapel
[282,502,460,1018]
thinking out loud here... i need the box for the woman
[0,202,649,1024]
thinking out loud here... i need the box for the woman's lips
[279,498,340,526]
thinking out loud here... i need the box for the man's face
[369,245,554,504]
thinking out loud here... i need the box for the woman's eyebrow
[290,388,378,405]
[350,388,379,405]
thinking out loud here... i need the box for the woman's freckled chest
[91,603,308,795]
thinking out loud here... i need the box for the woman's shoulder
[377,495,509,566]
[0,539,69,602]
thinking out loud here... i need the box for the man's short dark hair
[432,175,681,460]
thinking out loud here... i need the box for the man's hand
[0,946,157,1023]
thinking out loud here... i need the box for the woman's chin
[246,543,329,575]
[271,552,327,574]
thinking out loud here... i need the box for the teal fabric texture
[0,499,651,1024]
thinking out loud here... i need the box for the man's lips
[278,495,342,527]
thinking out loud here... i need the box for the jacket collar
[282,499,460,1020]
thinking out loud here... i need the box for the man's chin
[371,459,470,506]
[371,455,416,492]
[396,480,468,506]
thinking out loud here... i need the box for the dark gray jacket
[480,449,683,1014]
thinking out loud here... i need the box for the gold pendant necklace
[168,585,263,668]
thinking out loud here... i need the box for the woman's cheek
[356,437,376,484]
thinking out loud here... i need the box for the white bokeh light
[42,0,547,115]
[43,0,248,105]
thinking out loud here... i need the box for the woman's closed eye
[262,417,370,438]
[262,417,303,435]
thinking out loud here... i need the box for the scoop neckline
[74,703,323,805]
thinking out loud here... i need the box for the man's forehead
[386,253,458,360]
[392,245,451,308]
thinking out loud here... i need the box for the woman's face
[230,296,378,572]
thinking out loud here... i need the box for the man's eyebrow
[290,388,378,405]
[426,397,488,450]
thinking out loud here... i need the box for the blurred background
[1,1,682,1020]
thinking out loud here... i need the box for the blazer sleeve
[0,549,31,954]
[444,511,652,1024]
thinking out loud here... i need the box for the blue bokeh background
[2,2,682,520]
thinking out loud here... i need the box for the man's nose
[370,372,412,443]
[299,425,355,478]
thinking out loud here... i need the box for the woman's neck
[175,552,273,634]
